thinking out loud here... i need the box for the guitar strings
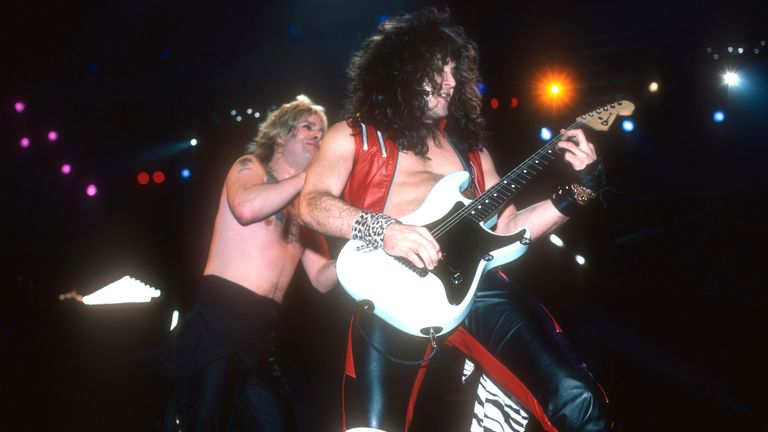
[430,120,586,239]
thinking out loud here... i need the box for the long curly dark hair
[343,7,487,156]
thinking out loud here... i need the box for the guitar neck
[463,120,587,223]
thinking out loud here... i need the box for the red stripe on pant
[446,326,559,432]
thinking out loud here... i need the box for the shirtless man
[299,9,611,432]
[160,95,337,431]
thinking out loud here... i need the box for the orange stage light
[533,68,575,111]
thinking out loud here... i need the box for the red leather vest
[342,120,486,213]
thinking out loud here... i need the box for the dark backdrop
[2,1,766,430]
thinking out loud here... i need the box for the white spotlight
[723,71,740,86]
[190,138,198,146]
[548,234,565,248]
[574,254,586,266]
[82,275,161,305]
[648,82,659,93]
[170,310,180,331]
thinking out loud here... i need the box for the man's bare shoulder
[324,121,356,145]
[228,154,266,180]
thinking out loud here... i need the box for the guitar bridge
[395,257,429,278]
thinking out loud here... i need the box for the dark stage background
[2,0,767,430]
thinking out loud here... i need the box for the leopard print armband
[352,210,399,250]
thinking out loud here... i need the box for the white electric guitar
[337,100,635,337]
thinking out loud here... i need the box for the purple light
[20,137,30,148]
[14,102,25,113]
[61,164,72,175]
[48,131,58,142]
[86,184,98,197]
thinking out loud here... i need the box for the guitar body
[336,171,530,337]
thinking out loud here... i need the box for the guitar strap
[445,134,481,198]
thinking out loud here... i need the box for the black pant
[343,271,611,432]
[164,348,293,431]
[159,276,292,431]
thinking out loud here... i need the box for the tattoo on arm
[237,157,254,173]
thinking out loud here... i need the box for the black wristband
[551,184,577,217]
[575,158,606,191]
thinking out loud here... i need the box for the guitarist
[299,8,611,432]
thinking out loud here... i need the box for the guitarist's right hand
[383,223,442,270]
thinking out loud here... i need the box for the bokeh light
[137,172,150,185]
[152,171,166,184]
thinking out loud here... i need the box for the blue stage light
[713,110,725,123]
[540,127,552,141]
[622,119,635,132]
[476,82,486,96]
[181,168,191,179]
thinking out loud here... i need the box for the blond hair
[246,95,327,164]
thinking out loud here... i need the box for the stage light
[246,108,253,114]
[622,119,635,132]
[540,127,552,141]
[575,254,586,266]
[254,112,261,118]
[534,68,573,110]
[181,168,191,179]
[61,163,72,175]
[14,101,25,113]
[20,137,30,148]
[649,82,659,92]
[230,109,237,116]
[170,310,179,331]
[713,110,725,123]
[727,46,733,53]
[490,98,499,109]
[723,71,740,86]
[48,131,58,142]
[86,184,98,197]
[737,47,744,54]
[152,171,166,184]
[190,138,198,146]
[137,171,150,185]
[476,82,487,96]
[236,115,243,122]
[82,275,161,305]
[548,234,565,248]
[510,97,519,109]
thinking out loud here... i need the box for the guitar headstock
[576,100,635,131]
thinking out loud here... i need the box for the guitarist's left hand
[557,128,597,171]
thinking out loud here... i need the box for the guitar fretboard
[432,120,586,237]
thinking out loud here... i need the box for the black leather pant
[342,271,611,432]
[163,348,293,431]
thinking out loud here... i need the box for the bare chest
[385,141,465,217]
